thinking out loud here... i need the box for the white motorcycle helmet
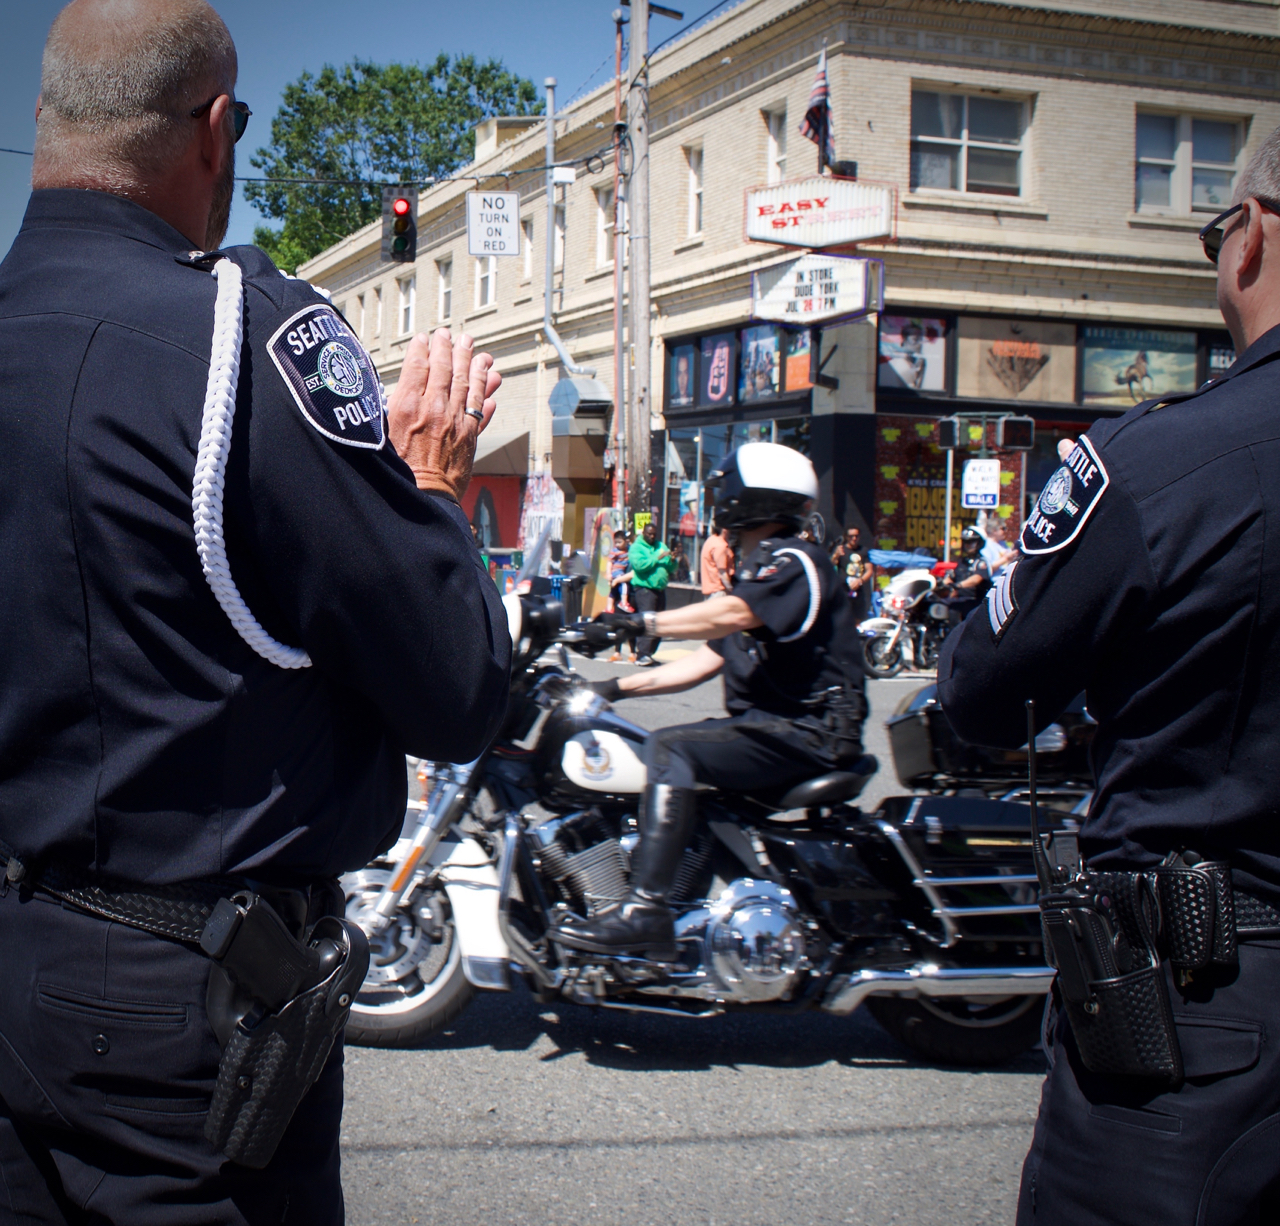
[706,442,818,531]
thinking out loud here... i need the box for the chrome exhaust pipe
[823,963,1055,1015]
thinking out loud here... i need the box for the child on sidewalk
[608,530,636,663]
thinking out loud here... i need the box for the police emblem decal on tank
[1021,436,1109,555]
[267,305,385,449]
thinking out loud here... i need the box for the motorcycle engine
[531,810,629,915]
[704,879,807,1002]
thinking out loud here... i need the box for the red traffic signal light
[381,186,418,264]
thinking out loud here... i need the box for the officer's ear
[199,94,233,175]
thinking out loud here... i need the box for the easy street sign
[466,191,521,257]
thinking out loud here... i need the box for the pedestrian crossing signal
[937,417,961,449]
[996,416,1035,450]
[382,186,418,264]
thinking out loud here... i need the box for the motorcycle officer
[937,526,992,627]
[555,443,868,958]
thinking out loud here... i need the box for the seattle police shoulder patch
[1021,436,1109,555]
[267,305,385,450]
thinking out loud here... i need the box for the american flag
[798,47,836,169]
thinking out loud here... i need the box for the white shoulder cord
[192,259,313,670]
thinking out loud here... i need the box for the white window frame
[685,146,704,236]
[554,203,566,271]
[765,110,787,184]
[436,258,452,322]
[1134,112,1242,216]
[522,218,534,280]
[910,89,1028,199]
[595,186,615,267]
[397,274,415,335]
[475,255,497,309]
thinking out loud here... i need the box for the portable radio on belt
[1026,699,1184,1084]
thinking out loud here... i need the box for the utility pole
[627,0,651,524]
[612,10,627,519]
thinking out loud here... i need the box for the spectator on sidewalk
[608,530,636,662]
[832,525,873,618]
[629,521,678,665]
[700,525,735,599]
[981,516,1020,576]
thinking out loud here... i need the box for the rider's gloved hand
[588,678,622,702]
[579,620,617,650]
[599,611,645,636]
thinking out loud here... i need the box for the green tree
[244,57,542,272]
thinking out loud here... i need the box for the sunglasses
[190,94,252,143]
[1199,197,1280,264]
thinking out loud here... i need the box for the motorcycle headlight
[928,602,949,620]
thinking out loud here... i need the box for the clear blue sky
[0,0,650,254]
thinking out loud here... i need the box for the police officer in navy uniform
[553,443,868,957]
[939,127,1280,1222]
[0,1,509,1220]
[938,525,992,627]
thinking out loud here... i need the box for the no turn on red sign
[466,191,521,257]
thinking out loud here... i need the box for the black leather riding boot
[551,784,698,959]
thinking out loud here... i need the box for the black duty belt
[1233,888,1280,936]
[0,848,367,1170]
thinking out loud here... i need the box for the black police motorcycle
[340,590,1057,1066]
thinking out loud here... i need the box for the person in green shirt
[628,521,677,665]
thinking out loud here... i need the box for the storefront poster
[582,506,623,618]
[668,344,696,408]
[516,472,564,573]
[739,325,781,403]
[878,316,948,392]
[873,415,1022,555]
[698,333,737,408]
[1081,327,1197,406]
[956,317,1076,402]
[784,330,813,391]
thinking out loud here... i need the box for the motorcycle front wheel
[866,993,1044,1066]
[863,632,904,678]
[342,866,475,1048]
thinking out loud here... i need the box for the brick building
[299,0,1280,558]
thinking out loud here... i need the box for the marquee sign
[745,177,895,248]
[752,254,884,325]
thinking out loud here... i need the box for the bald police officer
[0,1,509,1220]
[940,126,1280,1222]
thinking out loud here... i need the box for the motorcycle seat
[772,756,879,810]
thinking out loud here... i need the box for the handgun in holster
[198,890,370,1169]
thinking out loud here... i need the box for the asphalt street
[341,663,1045,1225]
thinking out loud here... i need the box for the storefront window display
[1081,326,1198,407]
[955,317,1077,402]
[878,315,949,392]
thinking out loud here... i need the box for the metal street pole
[627,0,651,524]
[944,449,954,564]
[612,10,627,519]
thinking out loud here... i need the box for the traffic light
[382,186,418,264]
[937,417,961,449]
[997,416,1036,450]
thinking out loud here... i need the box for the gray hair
[34,0,236,189]
[1235,124,1280,206]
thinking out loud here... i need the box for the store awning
[473,421,530,475]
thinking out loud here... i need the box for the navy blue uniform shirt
[0,190,510,886]
[708,534,865,718]
[939,325,1280,905]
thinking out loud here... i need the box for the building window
[554,204,566,271]
[522,218,534,279]
[765,110,787,184]
[686,147,704,236]
[373,285,382,337]
[397,275,415,335]
[596,186,615,266]
[356,293,366,339]
[476,255,496,308]
[910,90,1026,197]
[436,258,452,321]
[1135,113,1240,214]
